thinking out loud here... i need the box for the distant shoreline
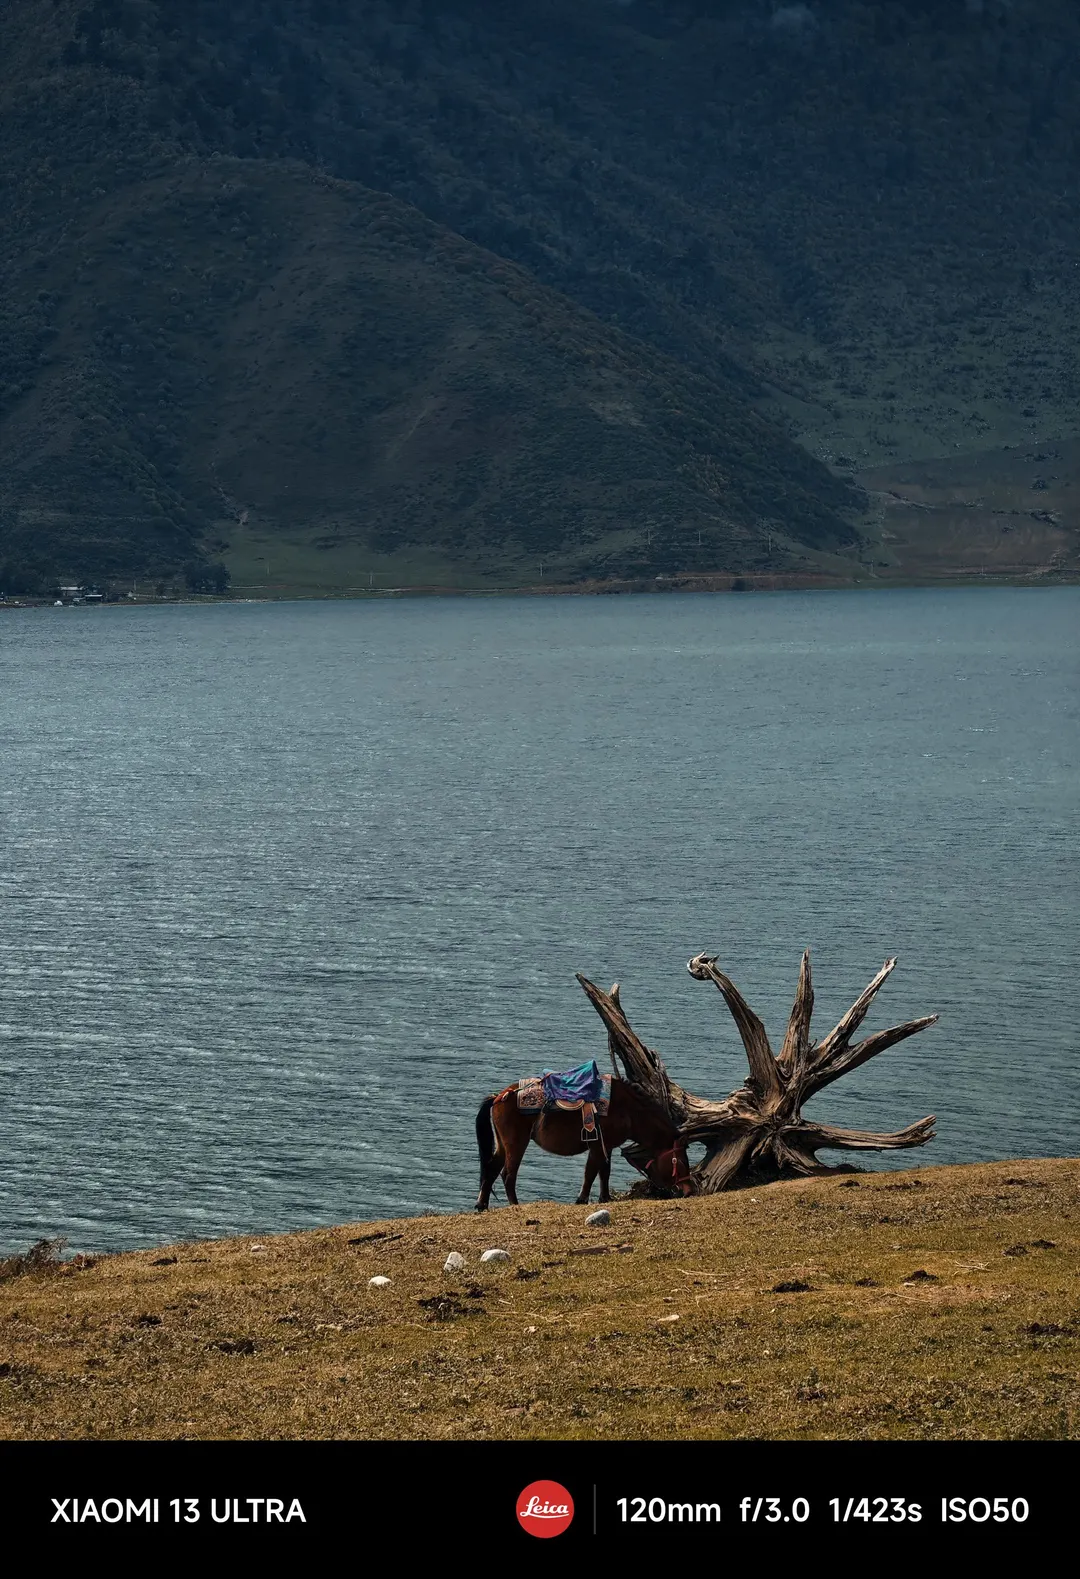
[4,570,1077,611]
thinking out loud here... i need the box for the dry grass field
[0,1159,1076,1442]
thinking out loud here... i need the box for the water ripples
[0,587,1077,1250]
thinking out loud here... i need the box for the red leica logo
[516,1480,575,1538]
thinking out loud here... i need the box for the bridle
[646,1144,692,1195]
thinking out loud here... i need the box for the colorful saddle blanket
[517,1061,611,1116]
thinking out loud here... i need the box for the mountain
[0,160,859,592]
[2,0,1078,592]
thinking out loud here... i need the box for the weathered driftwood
[577,951,937,1193]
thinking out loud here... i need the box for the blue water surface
[0,586,1076,1250]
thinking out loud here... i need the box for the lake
[0,587,1076,1252]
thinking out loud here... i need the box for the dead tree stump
[577,951,937,1192]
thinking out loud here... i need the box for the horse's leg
[576,1146,601,1205]
[596,1147,612,1203]
[476,1147,504,1211]
[502,1122,528,1206]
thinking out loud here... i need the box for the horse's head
[643,1141,695,1197]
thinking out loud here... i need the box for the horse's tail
[475,1094,497,1190]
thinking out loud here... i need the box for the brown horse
[474,1076,694,1210]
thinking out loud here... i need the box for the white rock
[480,1248,511,1264]
[368,1275,391,1288]
[585,1209,611,1227]
[443,1252,466,1273]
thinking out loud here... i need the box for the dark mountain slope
[0,156,857,585]
[0,2,860,589]
[39,0,1078,466]
[4,0,1079,589]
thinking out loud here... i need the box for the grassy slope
[1,1158,1076,1441]
[857,438,1080,582]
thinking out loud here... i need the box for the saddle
[517,1060,611,1143]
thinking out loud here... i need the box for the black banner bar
[6,1439,1073,1548]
